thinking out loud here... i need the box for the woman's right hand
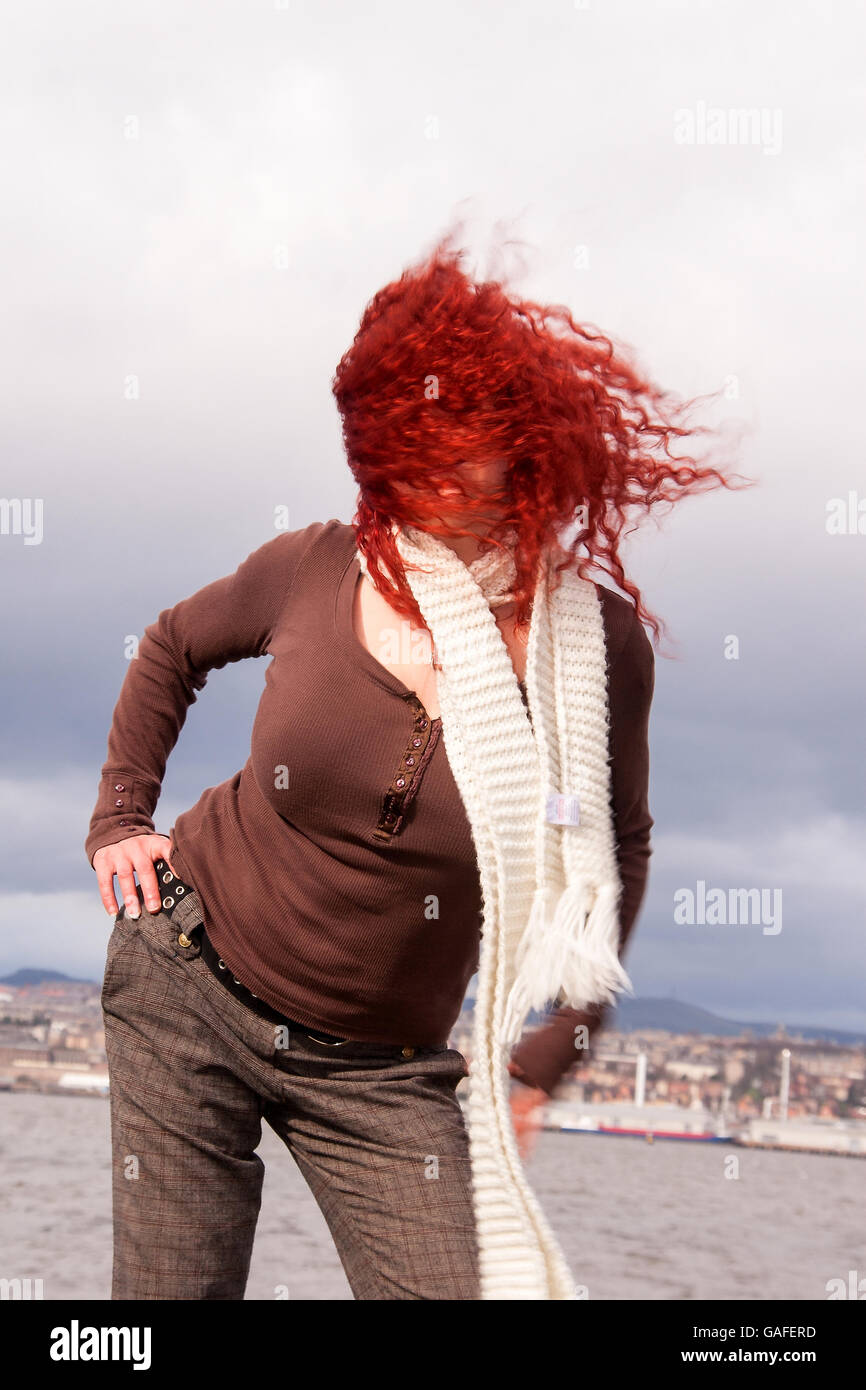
[93,834,178,919]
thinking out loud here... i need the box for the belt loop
[153,859,201,954]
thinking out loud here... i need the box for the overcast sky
[1,0,863,1034]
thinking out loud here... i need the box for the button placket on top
[373,693,441,841]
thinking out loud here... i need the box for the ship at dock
[542,1097,731,1141]
[537,1102,866,1155]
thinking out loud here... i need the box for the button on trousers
[101,883,480,1300]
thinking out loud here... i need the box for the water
[1,1093,861,1300]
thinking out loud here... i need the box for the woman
[86,235,739,1300]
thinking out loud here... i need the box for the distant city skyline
[3,968,864,1048]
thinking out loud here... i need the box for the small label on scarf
[546,793,580,825]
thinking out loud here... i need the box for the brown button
[115,799,124,807]
[119,819,128,826]
[401,1046,415,1058]
[114,783,125,792]
[177,933,192,948]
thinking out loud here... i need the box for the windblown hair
[331,229,749,646]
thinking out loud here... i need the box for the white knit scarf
[356,522,634,1299]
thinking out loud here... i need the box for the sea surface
[1,1092,862,1301]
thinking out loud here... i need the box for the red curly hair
[331,228,750,646]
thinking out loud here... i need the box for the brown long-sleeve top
[85,519,654,1092]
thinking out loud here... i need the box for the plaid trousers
[101,882,480,1300]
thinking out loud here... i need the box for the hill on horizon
[464,993,866,1047]
[0,967,97,987]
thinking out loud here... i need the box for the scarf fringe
[499,880,634,1051]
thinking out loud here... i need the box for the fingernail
[147,899,160,911]
[126,903,140,919]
